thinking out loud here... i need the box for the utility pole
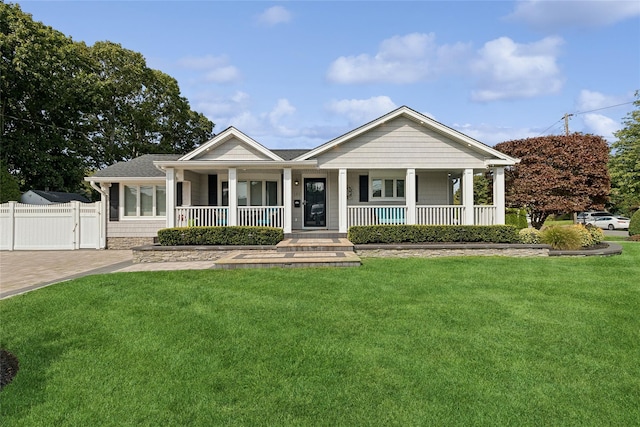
[563,113,573,136]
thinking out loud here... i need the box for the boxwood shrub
[347,225,520,244]
[157,226,284,246]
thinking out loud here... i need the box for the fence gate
[0,201,104,250]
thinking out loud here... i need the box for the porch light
[294,180,299,186]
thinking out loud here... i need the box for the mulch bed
[0,349,19,390]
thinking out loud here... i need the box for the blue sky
[17,1,640,149]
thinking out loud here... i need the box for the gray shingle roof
[90,154,181,178]
[271,149,311,160]
[30,190,90,203]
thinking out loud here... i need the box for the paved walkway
[0,250,215,299]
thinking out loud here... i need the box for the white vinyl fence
[0,201,104,250]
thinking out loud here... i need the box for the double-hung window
[371,178,405,200]
[123,184,166,217]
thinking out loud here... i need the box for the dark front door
[304,178,326,227]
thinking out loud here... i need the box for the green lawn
[1,243,639,426]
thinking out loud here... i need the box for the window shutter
[359,175,368,202]
[109,184,119,221]
[208,174,218,206]
[177,182,183,206]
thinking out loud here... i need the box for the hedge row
[157,226,284,246]
[347,225,520,244]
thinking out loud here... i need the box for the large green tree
[1,3,93,192]
[609,91,640,214]
[495,134,610,229]
[1,3,214,192]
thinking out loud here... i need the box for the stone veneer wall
[108,237,156,250]
[132,246,276,263]
[356,247,549,258]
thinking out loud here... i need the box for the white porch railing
[416,205,464,225]
[348,205,408,226]
[176,205,496,228]
[176,206,229,227]
[237,206,284,227]
[474,205,497,225]
[348,205,497,226]
[175,206,284,228]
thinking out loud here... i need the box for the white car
[592,216,630,230]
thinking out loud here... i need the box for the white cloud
[576,89,629,111]
[582,113,620,140]
[178,54,240,83]
[326,33,470,84]
[470,36,565,102]
[257,6,292,26]
[506,0,640,31]
[326,96,398,125]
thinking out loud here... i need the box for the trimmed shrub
[506,208,528,230]
[540,226,582,250]
[586,225,604,246]
[629,209,640,236]
[574,224,596,247]
[157,226,284,246]
[518,228,541,244]
[347,225,520,244]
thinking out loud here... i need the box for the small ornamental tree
[495,134,610,229]
[609,91,640,215]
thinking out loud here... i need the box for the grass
[1,243,639,426]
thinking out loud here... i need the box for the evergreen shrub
[629,209,640,236]
[505,208,528,230]
[518,228,541,244]
[157,226,284,246]
[347,225,520,244]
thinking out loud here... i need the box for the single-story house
[86,106,519,249]
[21,190,91,205]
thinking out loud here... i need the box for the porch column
[338,168,348,233]
[166,167,176,227]
[283,168,292,234]
[463,168,474,225]
[406,168,416,225]
[228,168,237,226]
[493,167,506,225]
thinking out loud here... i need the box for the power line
[537,100,634,137]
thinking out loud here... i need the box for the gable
[192,136,274,161]
[313,116,488,169]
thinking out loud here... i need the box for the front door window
[304,178,326,227]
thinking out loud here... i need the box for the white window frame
[221,177,280,206]
[371,176,406,200]
[121,183,167,218]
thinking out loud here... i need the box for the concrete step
[276,238,354,253]
[213,250,361,269]
[286,231,346,239]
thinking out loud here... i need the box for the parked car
[592,216,630,230]
[577,211,612,224]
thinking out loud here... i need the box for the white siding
[315,116,487,169]
[107,219,166,238]
[195,137,273,161]
[417,171,450,205]
[183,170,204,206]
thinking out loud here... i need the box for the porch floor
[213,237,361,269]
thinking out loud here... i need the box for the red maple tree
[495,133,610,229]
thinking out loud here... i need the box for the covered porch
[165,166,506,232]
